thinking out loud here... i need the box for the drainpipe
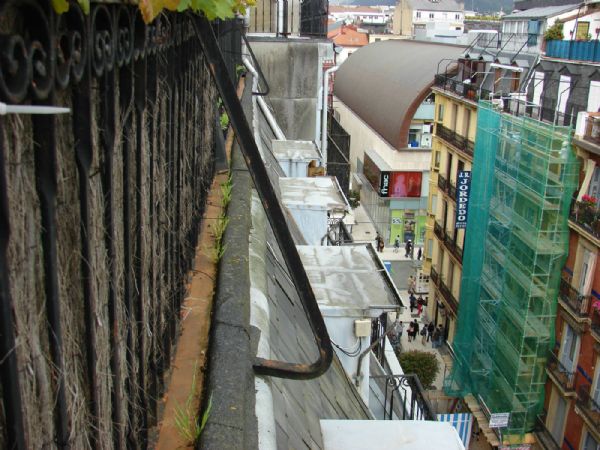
[242,57,286,141]
[321,66,338,170]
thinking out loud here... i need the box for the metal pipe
[354,324,396,387]
[243,57,286,140]
[321,66,338,169]
[191,14,332,379]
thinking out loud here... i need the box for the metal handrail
[191,14,332,379]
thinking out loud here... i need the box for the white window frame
[588,80,600,113]
[559,322,580,373]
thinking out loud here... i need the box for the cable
[331,338,362,357]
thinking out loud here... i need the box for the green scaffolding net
[444,101,580,437]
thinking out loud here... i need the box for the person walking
[432,325,441,348]
[413,320,420,343]
[404,239,412,257]
[420,325,427,345]
[417,247,422,261]
[407,321,414,342]
[394,235,401,253]
[378,236,385,253]
[427,322,435,342]
[417,296,424,316]
[409,294,417,314]
[407,275,416,295]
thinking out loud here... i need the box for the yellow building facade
[425,88,477,347]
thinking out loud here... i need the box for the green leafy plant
[213,213,229,261]
[236,64,247,79]
[173,367,212,444]
[544,22,564,41]
[398,350,440,389]
[220,175,233,208]
[220,112,230,132]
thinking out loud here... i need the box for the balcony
[569,200,600,242]
[576,384,600,430]
[592,317,600,343]
[371,374,436,421]
[436,124,475,159]
[534,413,561,450]
[434,221,444,240]
[448,182,457,200]
[583,113,600,147]
[558,278,591,318]
[433,74,492,104]
[430,266,439,286]
[546,349,577,394]
[438,277,458,315]
[546,39,600,64]
[443,232,463,263]
[437,174,447,193]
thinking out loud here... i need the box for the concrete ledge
[198,142,259,450]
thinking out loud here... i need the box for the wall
[251,39,334,142]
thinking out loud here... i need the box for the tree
[544,22,564,41]
[398,350,440,389]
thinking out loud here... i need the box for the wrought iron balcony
[437,174,448,193]
[438,279,458,315]
[534,413,561,450]
[577,384,600,429]
[558,278,591,318]
[371,374,436,421]
[443,232,463,263]
[448,182,457,200]
[433,74,491,104]
[569,199,600,240]
[546,349,576,393]
[436,124,475,159]
[434,221,444,240]
[430,266,439,286]
[592,320,600,343]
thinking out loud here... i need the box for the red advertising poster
[389,172,422,198]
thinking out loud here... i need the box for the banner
[455,170,472,229]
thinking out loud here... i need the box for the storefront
[362,152,429,245]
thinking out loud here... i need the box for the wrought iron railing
[558,278,591,317]
[584,115,600,146]
[433,74,492,103]
[436,124,474,158]
[434,221,444,240]
[443,232,463,263]
[430,266,439,286]
[448,182,457,200]
[249,0,327,37]
[570,200,600,240]
[437,174,448,193]
[592,321,600,342]
[371,374,436,421]
[328,112,351,198]
[371,313,388,366]
[577,384,600,427]
[546,349,577,392]
[439,278,458,315]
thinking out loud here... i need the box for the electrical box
[354,319,371,338]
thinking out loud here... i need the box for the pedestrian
[432,325,441,348]
[427,322,435,342]
[417,296,425,316]
[397,321,404,341]
[394,235,401,253]
[417,247,422,260]
[420,325,427,345]
[413,319,419,341]
[405,239,412,257]
[407,321,414,342]
[407,275,416,294]
[435,324,444,348]
[409,294,417,313]
[378,236,384,253]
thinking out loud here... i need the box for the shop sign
[455,170,472,229]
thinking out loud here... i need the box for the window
[576,21,590,41]
[442,200,448,229]
[549,392,568,445]
[434,151,441,168]
[452,104,458,131]
[587,80,600,112]
[558,75,571,114]
[532,71,544,106]
[559,322,579,372]
[462,109,471,138]
[437,104,444,122]
[583,432,600,450]
[427,238,433,258]
[589,167,600,198]
[416,11,421,18]
[431,194,438,214]
[592,359,600,412]
[446,153,453,181]
[429,12,434,19]
[455,13,460,20]
[576,246,596,296]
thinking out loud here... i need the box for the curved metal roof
[333,40,466,150]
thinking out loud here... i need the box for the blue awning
[437,413,473,449]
